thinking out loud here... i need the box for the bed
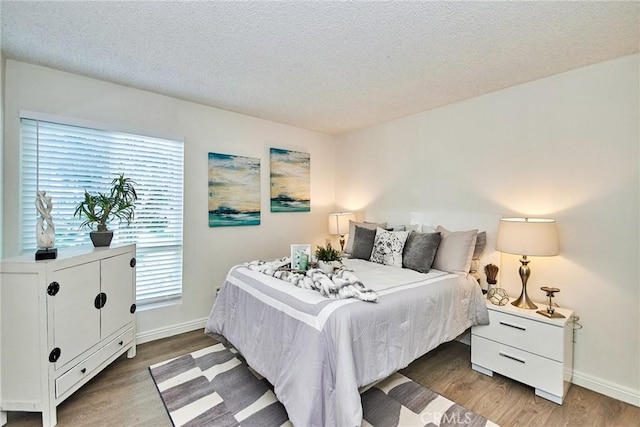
[205,215,495,426]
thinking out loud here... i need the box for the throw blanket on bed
[244,257,379,302]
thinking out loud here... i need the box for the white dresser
[471,298,573,404]
[0,245,137,426]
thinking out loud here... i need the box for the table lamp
[496,217,559,309]
[328,212,355,251]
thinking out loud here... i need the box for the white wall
[335,55,640,405]
[2,60,337,341]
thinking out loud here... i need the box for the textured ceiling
[1,1,639,135]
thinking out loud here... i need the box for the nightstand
[471,298,574,404]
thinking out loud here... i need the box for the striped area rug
[149,343,499,427]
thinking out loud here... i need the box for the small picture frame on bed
[291,244,312,270]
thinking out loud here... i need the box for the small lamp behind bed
[496,217,559,310]
[328,212,355,252]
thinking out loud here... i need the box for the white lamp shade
[496,218,559,257]
[328,212,355,235]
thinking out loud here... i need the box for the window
[20,114,184,306]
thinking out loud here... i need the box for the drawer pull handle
[499,352,525,364]
[119,341,124,346]
[499,321,526,331]
[80,368,86,374]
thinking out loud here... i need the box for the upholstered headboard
[362,211,501,291]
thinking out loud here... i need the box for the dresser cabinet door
[100,252,135,339]
[50,261,101,367]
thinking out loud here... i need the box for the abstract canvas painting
[208,152,261,227]
[270,148,310,212]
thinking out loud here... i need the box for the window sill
[137,297,182,312]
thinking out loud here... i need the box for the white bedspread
[205,258,489,426]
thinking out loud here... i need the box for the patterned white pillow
[369,227,409,268]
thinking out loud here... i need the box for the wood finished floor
[5,329,639,426]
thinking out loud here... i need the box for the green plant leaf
[74,174,138,231]
[315,242,341,262]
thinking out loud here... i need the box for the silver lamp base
[512,255,538,309]
[512,293,538,309]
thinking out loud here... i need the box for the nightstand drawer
[473,309,564,361]
[472,335,565,398]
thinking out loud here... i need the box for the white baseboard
[571,369,640,407]
[136,317,208,345]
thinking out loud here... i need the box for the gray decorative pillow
[345,220,387,254]
[432,226,478,275]
[370,227,409,268]
[350,226,377,260]
[402,231,442,273]
[469,230,487,277]
[473,231,487,260]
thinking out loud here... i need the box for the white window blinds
[20,116,184,305]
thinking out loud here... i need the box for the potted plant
[74,174,138,247]
[315,243,342,274]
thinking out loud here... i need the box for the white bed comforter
[205,258,489,426]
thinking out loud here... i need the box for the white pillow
[432,226,478,275]
[369,227,409,268]
[345,220,387,253]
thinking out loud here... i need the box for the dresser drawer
[472,335,565,398]
[473,309,564,361]
[55,327,134,398]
